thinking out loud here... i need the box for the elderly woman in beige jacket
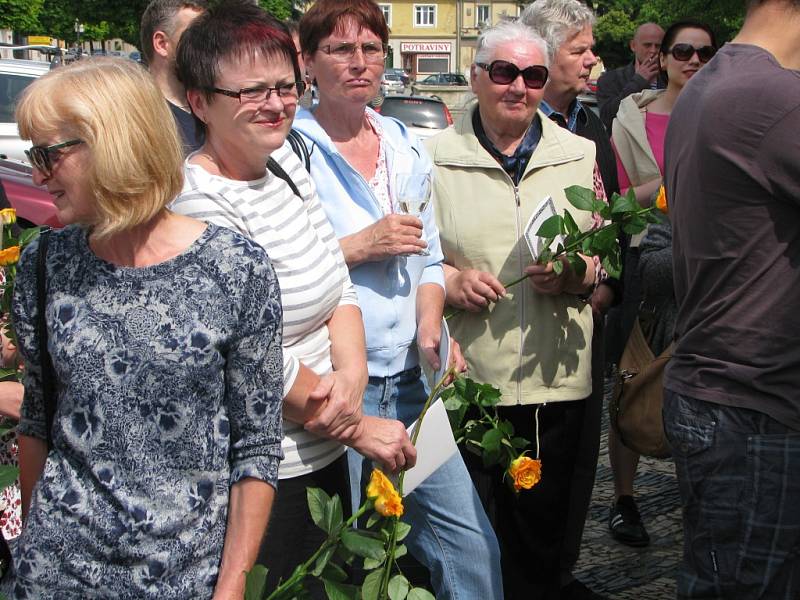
[426,20,599,600]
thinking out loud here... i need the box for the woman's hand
[416,315,442,373]
[0,381,23,421]
[445,267,506,312]
[525,255,595,297]
[304,369,365,439]
[347,416,417,474]
[446,338,468,384]
[341,214,427,266]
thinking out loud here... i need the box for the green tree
[259,0,293,20]
[0,0,45,33]
[589,0,746,68]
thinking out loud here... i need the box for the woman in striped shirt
[171,3,415,596]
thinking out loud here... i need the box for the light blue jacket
[294,107,445,377]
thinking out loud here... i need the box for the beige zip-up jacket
[426,105,597,405]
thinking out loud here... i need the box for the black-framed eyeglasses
[209,81,307,105]
[25,139,84,176]
[319,42,388,63]
[666,44,716,63]
[476,60,549,89]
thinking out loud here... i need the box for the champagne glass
[394,172,431,256]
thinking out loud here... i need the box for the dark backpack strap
[267,157,302,200]
[36,228,56,450]
[287,128,310,172]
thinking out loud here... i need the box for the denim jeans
[664,390,800,599]
[348,366,503,600]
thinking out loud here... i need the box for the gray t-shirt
[665,43,800,429]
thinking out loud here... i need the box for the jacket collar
[430,100,585,173]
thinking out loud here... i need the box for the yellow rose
[508,456,542,491]
[0,246,20,267]
[0,208,16,226]
[655,186,668,215]
[366,469,404,517]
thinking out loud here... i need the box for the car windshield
[379,98,449,130]
[0,73,36,124]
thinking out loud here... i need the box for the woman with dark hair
[171,2,415,596]
[292,1,500,599]
[607,20,717,548]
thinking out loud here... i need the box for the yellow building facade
[378,1,523,78]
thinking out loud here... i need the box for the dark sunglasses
[667,43,716,63]
[25,139,84,175]
[476,60,549,89]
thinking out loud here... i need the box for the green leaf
[480,428,503,453]
[307,487,332,533]
[19,227,42,248]
[621,216,648,236]
[562,209,580,237]
[312,545,337,577]
[588,225,619,256]
[552,260,564,275]
[361,570,384,600]
[323,579,362,600]
[602,253,622,280]
[407,587,436,600]
[446,401,468,432]
[363,555,385,570]
[394,520,412,542]
[482,447,502,468]
[244,564,268,600]
[388,574,411,600]
[611,190,639,214]
[0,465,19,490]
[498,419,514,437]
[475,382,502,407]
[536,214,564,239]
[366,511,383,529]
[340,529,387,561]
[511,436,531,449]
[321,561,348,583]
[323,494,344,536]
[567,253,587,279]
[564,185,595,211]
[394,543,408,559]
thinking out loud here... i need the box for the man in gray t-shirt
[663,1,800,597]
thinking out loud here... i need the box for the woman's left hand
[417,317,442,372]
[304,369,366,439]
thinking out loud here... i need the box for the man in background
[664,0,800,597]
[596,22,664,131]
[140,0,207,153]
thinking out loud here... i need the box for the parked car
[417,73,468,86]
[129,50,143,63]
[375,95,453,140]
[385,67,410,86]
[0,158,60,228]
[381,72,405,95]
[0,59,50,163]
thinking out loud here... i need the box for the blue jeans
[348,367,503,600]
[664,390,800,599]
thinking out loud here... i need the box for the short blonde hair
[15,57,183,238]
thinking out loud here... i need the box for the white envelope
[401,398,458,494]
[523,195,565,262]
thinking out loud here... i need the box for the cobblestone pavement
[573,379,683,599]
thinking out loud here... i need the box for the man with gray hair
[597,22,665,131]
[140,0,208,153]
[427,18,601,600]
[521,1,621,598]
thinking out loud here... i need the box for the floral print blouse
[10,224,284,599]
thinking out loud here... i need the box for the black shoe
[560,579,608,600]
[609,495,650,547]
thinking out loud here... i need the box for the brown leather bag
[609,317,672,459]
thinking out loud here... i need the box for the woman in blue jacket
[293,1,501,599]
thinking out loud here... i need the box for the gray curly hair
[519,0,595,60]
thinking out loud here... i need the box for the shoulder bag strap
[287,128,311,172]
[36,228,56,450]
[267,157,302,200]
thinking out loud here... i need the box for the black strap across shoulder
[267,157,302,200]
[287,128,310,172]
[36,228,57,450]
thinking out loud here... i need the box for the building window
[379,4,391,27]
[414,4,436,27]
[417,55,449,74]
[476,5,490,27]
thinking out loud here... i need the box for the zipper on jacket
[512,183,525,405]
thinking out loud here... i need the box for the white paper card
[419,318,451,388]
[523,195,565,262]
[401,398,458,494]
